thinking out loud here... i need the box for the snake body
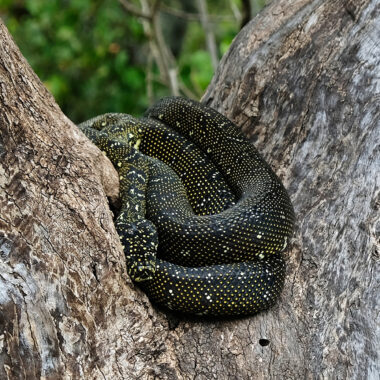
[79,97,294,316]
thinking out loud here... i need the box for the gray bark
[0,0,379,379]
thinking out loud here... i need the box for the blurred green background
[1,0,268,123]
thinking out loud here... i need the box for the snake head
[84,113,126,130]
[116,217,158,282]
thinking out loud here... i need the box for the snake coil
[79,97,294,316]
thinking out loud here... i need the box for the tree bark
[0,0,378,379]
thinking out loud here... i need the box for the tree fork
[0,0,379,378]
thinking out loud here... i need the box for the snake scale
[79,97,295,316]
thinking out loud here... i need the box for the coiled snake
[79,97,294,316]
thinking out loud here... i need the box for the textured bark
[0,0,379,379]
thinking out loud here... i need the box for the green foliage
[2,0,147,121]
[1,0,267,122]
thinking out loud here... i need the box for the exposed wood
[0,0,379,379]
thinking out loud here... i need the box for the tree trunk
[0,0,378,379]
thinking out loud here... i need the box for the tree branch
[196,0,219,71]
[118,0,151,19]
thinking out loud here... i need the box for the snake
[79,97,294,316]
